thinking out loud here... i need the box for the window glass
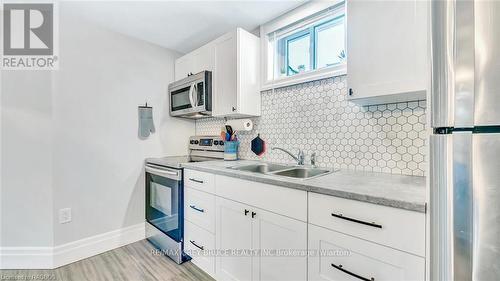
[287,33,311,76]
[316,17,345,69]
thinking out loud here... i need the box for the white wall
[0,71,54,247]
[1,3,194,252]
[52,5,194,245]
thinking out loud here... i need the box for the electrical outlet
[59,208,72,224]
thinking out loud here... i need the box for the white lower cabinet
[215,196,307,281]
[185,187,216,233]
[252,205,307,281]
[184,170,426,281]
[216,197,254,281]
[308,224,425,281]
[184,221,216,277]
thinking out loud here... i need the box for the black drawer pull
[189,205,204,213]
[251,211,256,218]
[331,213,382,229]
[189,178,204,184]
[244,209,250,216]
[331,263,375,281]
[189,240,204,250]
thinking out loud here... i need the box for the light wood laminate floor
[0,240,214,281]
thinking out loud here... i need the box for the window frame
[260,1,346,90]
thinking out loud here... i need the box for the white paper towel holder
[225,118,253,131]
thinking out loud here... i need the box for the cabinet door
[252,207,307,281]
[346,0,428,104]
[192,44,215,74]
[184,220,216,277]
[216,197,254,281]
[308,224,425,281]
[174,54,193,81]
[184,187,216,233]
[213,31,237,116]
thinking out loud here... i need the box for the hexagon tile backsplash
[196,75,427,176]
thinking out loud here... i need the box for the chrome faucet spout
[272,147,305,165]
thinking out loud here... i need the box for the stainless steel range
[144,136,223,264]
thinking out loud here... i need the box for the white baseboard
[0,247,53,269]
[0,223,145,270]
[53,222,146,268]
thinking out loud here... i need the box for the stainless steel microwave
[168,71,212,118]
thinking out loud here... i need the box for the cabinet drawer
[308,224,425,281]
[184,187,215,233]
[309,192,425,256]
[184,221,216,277]
[215,175,307,221]
[184,169,215,194]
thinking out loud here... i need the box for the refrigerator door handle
[451,132,474,281]
[431,0,475,129]
[431,0,455,128]
[429,135,453,281]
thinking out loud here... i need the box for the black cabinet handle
[189,240,204,250]
[348,88,354,96]
[189,178,204,184]
[331,213,382,229]
[251,211,256,218]
[189,205,204,213]
[232,107,236,112]
[244,209,249,216]
[331,263,375,281]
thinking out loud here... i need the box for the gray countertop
[182,160,427,213]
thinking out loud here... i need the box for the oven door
[145,164,183,242]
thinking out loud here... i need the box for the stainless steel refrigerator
[430,0,500,280]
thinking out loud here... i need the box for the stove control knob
[190,140,195,144]
[214,141,219,145]
[194,140,199,144]
[220,141,224,146]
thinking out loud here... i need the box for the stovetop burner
[146,135,224,169]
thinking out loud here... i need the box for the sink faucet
[272,147,305,165]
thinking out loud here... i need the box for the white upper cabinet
[346,0,429,105]
[174,55,193,81]
[174,44,215,81]
[174,28,261,117]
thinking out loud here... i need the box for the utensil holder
[224,141,239,161]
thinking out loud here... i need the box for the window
[285,32,311,75]
[315,18,345,68]
[261,1,346,89]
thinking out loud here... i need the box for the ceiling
[64,1,307,54]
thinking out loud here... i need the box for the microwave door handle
[188,83,195,108]
[192,83,198,107]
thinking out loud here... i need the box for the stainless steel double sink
[227,162,333,179]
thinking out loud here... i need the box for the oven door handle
[145,165,181,180]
